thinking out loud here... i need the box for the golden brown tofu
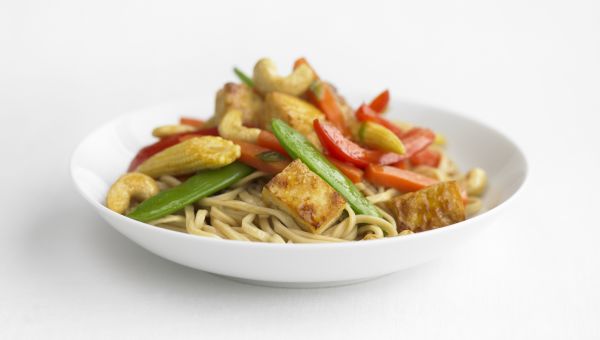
[262,160,346,233]
[260,92,324,150]
[206,83,263,127]
[389,181,465,232]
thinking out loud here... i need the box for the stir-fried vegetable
[358,121,406,155]
[179,117,204,128]
[364,164,437,192]
[368,89,390,114]
[236,141,290,174]
[127,127,219,172]
[136,136,240,178]
[257,130,288,155]
[271,118,380,217]
[233,67,254,87]
[313,119,403,168]
[325,156,364,183]
[109,57,487,243]
[306,80,349,135]
[410,148,441,167]
[294,58,350,136]
[399,127,436,157]
[128,162,254,222]
[355,104,404,137]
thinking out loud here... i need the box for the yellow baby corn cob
[152,124,196,138]
[434,132,446,146]
[358,121,406,154]
[136,136,240,178]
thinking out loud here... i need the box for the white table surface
[2,1,599,339]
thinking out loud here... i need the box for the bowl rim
[70,98,529,250]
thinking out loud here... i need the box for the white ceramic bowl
[71,99,527,288]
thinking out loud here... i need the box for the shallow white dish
[71,98,527,288]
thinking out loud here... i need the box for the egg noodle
[137,149,482,243]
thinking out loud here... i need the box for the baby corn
[152,124,196,138]
[359,121,406,154]
[136,136,240,178]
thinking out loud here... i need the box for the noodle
[141,141,484,244]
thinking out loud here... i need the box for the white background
[1,1,599,339]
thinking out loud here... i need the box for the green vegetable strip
[233,67,254,87]
[127,162,254,222]
[271,119,380,217]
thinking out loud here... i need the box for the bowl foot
[216,274,388,289]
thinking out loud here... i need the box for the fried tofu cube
[262,160,346,233]
[389,181,465,232]
[261,92,324,150]
[206,82,263,127]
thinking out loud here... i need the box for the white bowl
[71,98,528,288]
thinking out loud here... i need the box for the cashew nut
[252,58,316,96]
[106,173,159,214]
[462,167,487,196]
[152,124,196,138]
[218,109,261,143]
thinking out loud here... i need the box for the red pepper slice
[325,156,364,183]
[401,127,436,156]
[313,119,404,168]
[306,81,349,135]
[390,127,436,169]
[127,127,219,172]
[369,89,390,114]
[365,164,438,192]
[355,104,404,137]
[257,130,289,156]
[179,117,204,128]
[235,141,290,174]
[293,57,319,78]
[410,148,441,167]
[294,58,350,136]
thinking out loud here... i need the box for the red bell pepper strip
[410,148,441,167]
[236,141,290,174]
[391,128,436,168]
[257,130,289,156]
[306,81,350,135]
[325,156,364,183]
[401,127,436,156]
[293,57,318,78]
[294,58,350,136]
[179,117,204,128]
[355,104,404,137]
[365,164,438,192]
[393,159,410,170]
[127,127,219,172]
[369,89,390,114]
[313,119,404,168]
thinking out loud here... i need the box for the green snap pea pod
[233,67,254,87]
[271,119,380,217]
[128,162,253,222]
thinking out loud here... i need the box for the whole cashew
[462,168,488,196]
[218,109,261,143]
[106,173,159,214]
[252,58,316,96]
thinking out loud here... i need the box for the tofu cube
[389,181,466,232]
[261,92,324,150]
[262,160,346,233]
[206,82,263,127]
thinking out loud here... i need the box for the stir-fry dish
[106,58,487,243]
